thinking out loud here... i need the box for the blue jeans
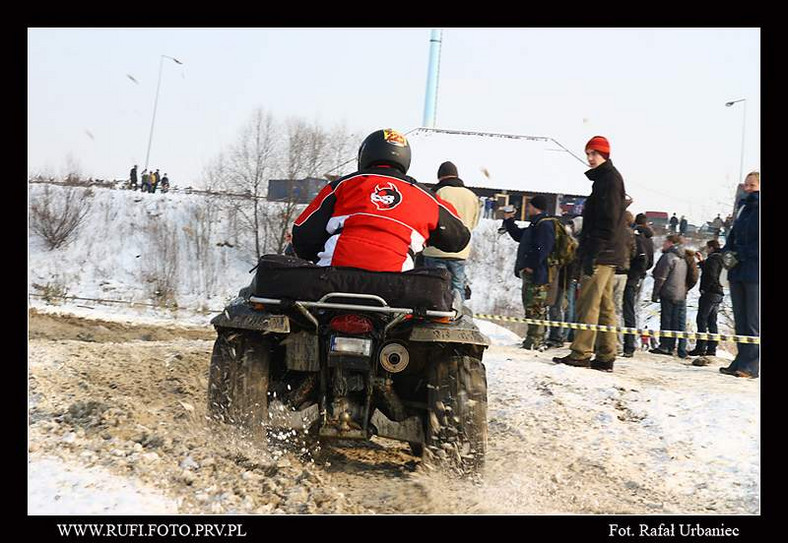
[695,292,723,353]
[422,257,466,302]
[566,279,579,342]
[729,281,759,376]
[659,299,687,357]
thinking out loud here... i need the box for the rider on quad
[292,129,471,272]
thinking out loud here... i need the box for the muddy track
[28,309,758,515]
[28,309,217,343]
[27,309,481,514]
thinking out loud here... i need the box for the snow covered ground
[27,183,735,339]
[27,183,758,516]
[28,457,179,515]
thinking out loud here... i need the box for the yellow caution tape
[473,314,760,344]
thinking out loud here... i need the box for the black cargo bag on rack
[250,254,455,312]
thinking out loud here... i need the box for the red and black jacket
[292,166,470,272]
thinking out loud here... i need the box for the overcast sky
[27,27,760,223]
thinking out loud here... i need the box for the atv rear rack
[249,292,457,319]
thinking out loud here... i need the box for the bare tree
[267,119,332,254]
[222,108,279,261]
[266,120,362,254]
[202,153,242,248]
[324,123,359,180]
[30,185,93,250]
[207,111,361,261]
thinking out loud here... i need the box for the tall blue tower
[422,29,443,128]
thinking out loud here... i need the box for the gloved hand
[582,255,595,277]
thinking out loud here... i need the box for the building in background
[267,177,327,204]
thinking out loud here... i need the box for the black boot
[591,359,614,372]
[705,340,718,357]
[687,340,706,357]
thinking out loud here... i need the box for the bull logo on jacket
[370,183,403,211]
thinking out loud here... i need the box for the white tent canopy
[405,128,591,197]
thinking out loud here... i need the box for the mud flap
[281,330,320,372]
[267,400,320,430]
[370,409,425,444]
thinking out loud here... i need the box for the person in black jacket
[553,136,629,372]
[502,194,555,349]
[129,164,138,191]
[688,239,724,357]
[622,213,655,357]
[720,171,760,378]
[612,211,636,354]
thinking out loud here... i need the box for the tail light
[329,314,374,335]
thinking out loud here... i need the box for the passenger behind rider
[291,129,470,273]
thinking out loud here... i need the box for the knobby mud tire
[208,330,271,440]
[425,355,488,473]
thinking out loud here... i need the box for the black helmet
[358,129,411,173]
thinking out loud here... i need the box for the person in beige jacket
[422,161,482,301]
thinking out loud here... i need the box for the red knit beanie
[585,136,610,158]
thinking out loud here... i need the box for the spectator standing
[161,173,170,193]
[712,214,724,239]
[553,135,629,372]
[422,161,482,302]
[610,211,636,354]
[649,234,689,358]
[129,164,138,191]
[669,213,679,233]
[719,171,760,378]
[545,216,580,348]
[679,215,688,236]
[622,213,655,357]
[688,239,724,357]
[151,169,160,193]
[141,169,150,193]
[502,195,555,350]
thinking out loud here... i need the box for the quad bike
[208,255,490,471]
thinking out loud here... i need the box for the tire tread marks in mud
[208,331,270,439]
[426,355,488,472]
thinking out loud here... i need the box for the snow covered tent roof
[404,127,591,197]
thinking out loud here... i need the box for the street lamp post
[144,55,183,173]
[725,98,747,187]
